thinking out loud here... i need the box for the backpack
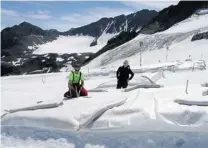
[71,71,82,84]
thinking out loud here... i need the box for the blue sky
[1,1,179,32]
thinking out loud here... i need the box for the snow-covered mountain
[65,9,157,37]
[86,12,208,69]
[84,1,208,65]
[1,9,157,76]
[64,9,157,46]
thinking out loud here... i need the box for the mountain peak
[19,21,33,26]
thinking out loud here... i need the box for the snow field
[1,61,208,131]
[33,33,117,55]
[33,36,100,54]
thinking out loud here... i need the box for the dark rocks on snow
[1,52,94,76]
[84,31,138,65]
[87,9,158,46]
[1,21,59,59]
[1,61,20,76]
[191,31,208,41]
[90,38,98,47]
[65,9,157,38]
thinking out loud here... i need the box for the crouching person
[64,62,88,98]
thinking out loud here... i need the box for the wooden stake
[185,80,189,94]
[192,63,195,72]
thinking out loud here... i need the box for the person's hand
[69,85,75,91]
[79,86,83,92]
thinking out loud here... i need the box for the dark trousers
[64,84,82,98]
[117,79,128,89]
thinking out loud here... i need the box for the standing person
[116,60,134,89]
[64,62,88,98]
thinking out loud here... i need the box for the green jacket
[69,71,84,84]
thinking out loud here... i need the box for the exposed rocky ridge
[191,31,208,41]
[140,1,208,34]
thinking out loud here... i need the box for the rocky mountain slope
[2,1,207,76]
[84,1,208,65]
[64,9,157,46]
[140,1,208,34]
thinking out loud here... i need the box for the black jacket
[116,65,134,81]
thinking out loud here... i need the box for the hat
[72,62,81,68]
[123,60,129,65]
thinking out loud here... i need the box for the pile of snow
[85,56,90,59]
[11,58,22,66]
[28,46,35,50]
[56,57,64,62]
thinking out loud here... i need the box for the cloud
[139,1,179,9]
[25,11,52,20]
[37,10,50,14]
[122,1,179,10]
[2,8,52,20]
[1,8,20,17]
[19,1,53,8]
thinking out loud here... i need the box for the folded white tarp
[94,71,165,90]
[96,81,138,89]
[175,99,208,106]
[124,84,163,92]
[1,91,126,131]
[87,89,108,92]
[4,99,63,113]
[154,88,208,126]
[88,90,155,129]
[79,97,127,129]
[174,60,206,72]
